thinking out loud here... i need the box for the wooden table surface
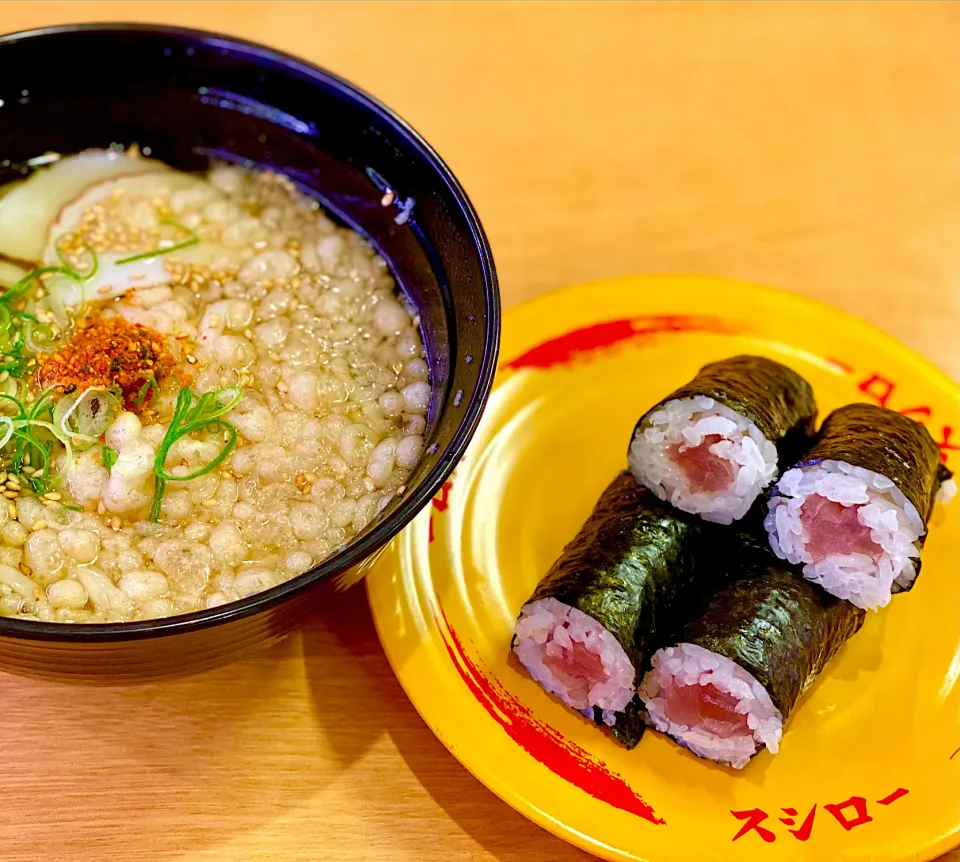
[0,3,956,861]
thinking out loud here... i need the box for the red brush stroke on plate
[501,314,735,371]
[436,609,664,825]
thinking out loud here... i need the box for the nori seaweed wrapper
[680,557,865,723]
[519,471,715,747]
[788,402,952,524]
[631,355,817,466]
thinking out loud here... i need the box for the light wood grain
[0,3,956,861]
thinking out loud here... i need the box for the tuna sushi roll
[765,403,956,611]
[628,356,817,525]
[512,471,709,747]
[640,563,865,769]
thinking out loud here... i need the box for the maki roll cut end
[639,566,865,769]
[514,599,637,727]
[640,643,783,770]
[629,395,778,524]
[765,403,955,611]
[629,356,817,525]
[766,460,924,610]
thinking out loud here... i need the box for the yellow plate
[367,276,960,862]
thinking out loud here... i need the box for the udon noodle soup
[0,149,430,623]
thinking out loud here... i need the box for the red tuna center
[542,631,607,708]
[669,434,736,492]
[663,681,751,738]
[800,495,882,564]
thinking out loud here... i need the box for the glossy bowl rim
[0,21,501,642]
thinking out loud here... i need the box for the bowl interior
[0,24,499,637]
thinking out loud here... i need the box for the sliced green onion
[134,376,160,407]
[24,418,74,471]
[28,387,58,421]
[0,417,15,450]
[115,236,199,265]
[12,428,50,489]
[148,386,241,521]
[155,420,237,482]
[53,388,121,450]
[186,387,243,425]
[0,237,111,495]
[54,233,99,281]
[116,221,200,266]
[0,336,25,376]
[23,321,56,353]
[0,394,25,419]
[102,446,118,469]
[0,265,80,306]
[0,399,70,493]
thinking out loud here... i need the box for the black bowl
[0,24,499,683]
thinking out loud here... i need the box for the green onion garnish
[53,388,121,450]
[0,393,25,419]
[0,392,74,494]
[1,265,81,307]
[28,387,58,422]
[148,386,242,521]
[116,220,200,265]
[134,376,160,407]
[54,234,99,281]
[115,236,199,265]
[0,234,101,385]
[23,321,57,353]
[102,446,118,469]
